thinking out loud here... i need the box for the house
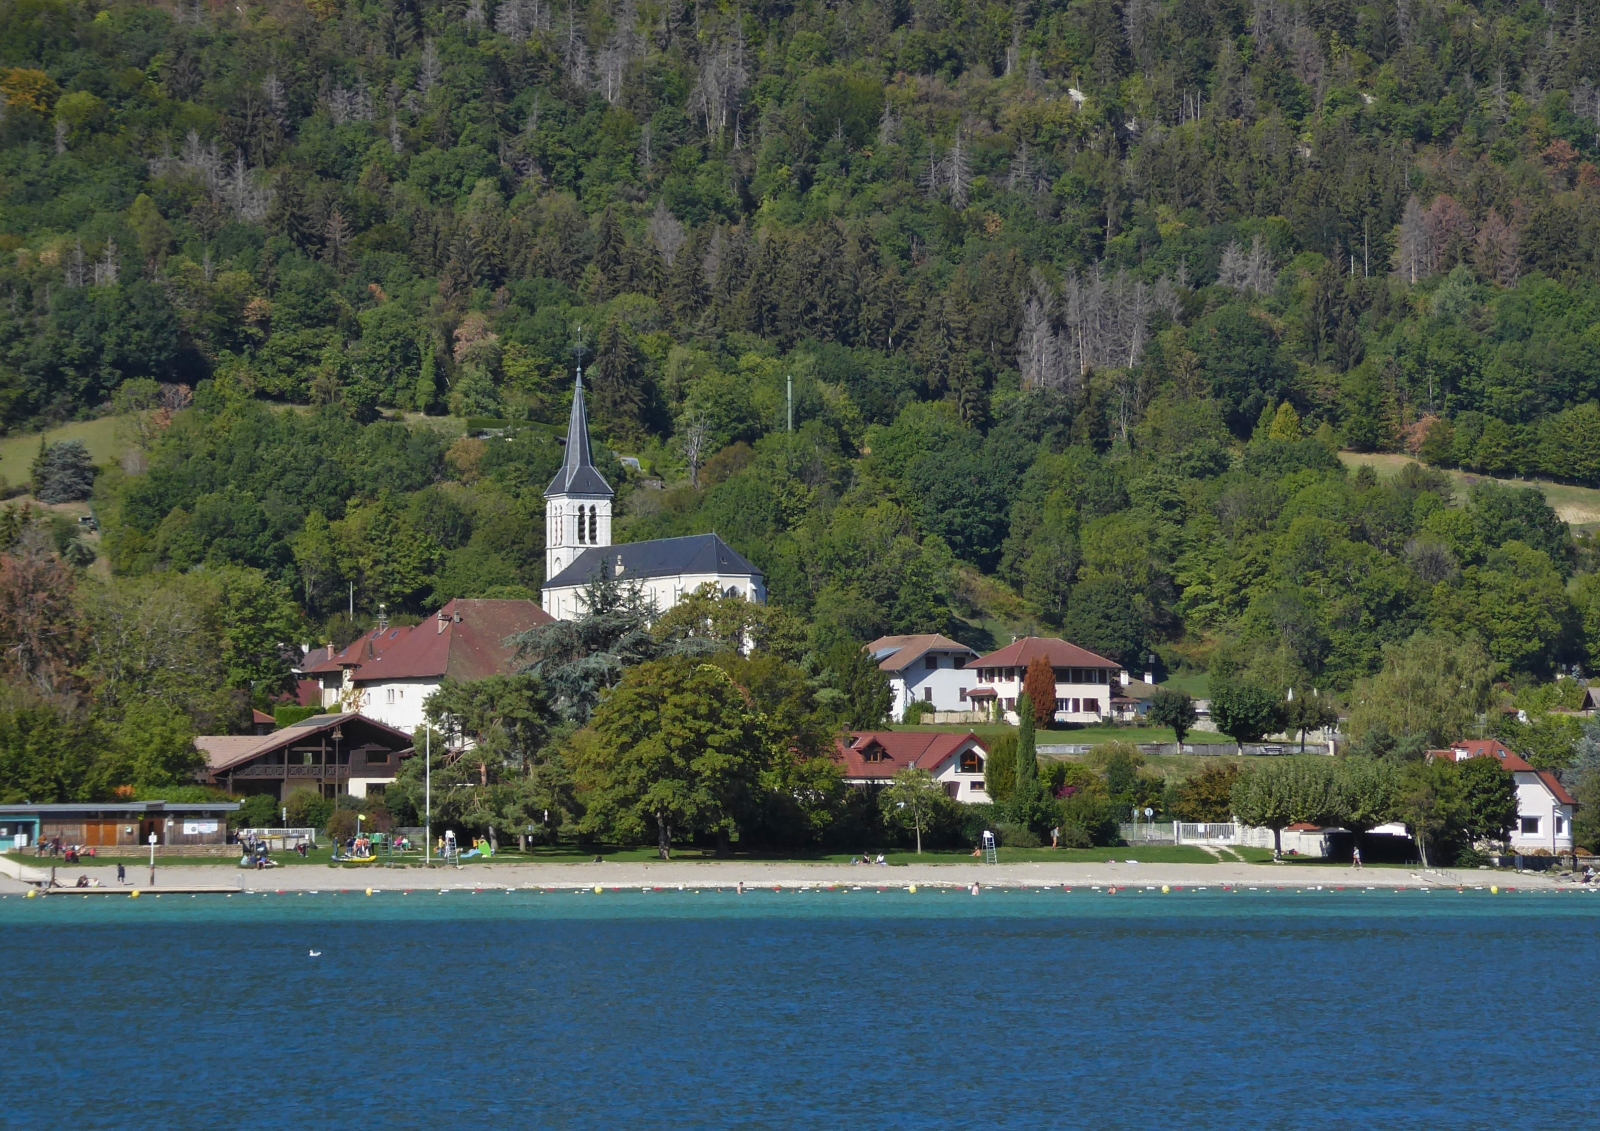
[1109,680,1160,723]
[834,731,991,802]
[0,801,240,852]
[299,598,554,733]
[968,637,1125,724]
[196,712,415,801]
[866,634,980,718]
[540,372,765,620]
[1430,738,1576,854]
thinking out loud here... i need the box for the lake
[7,885,1596,1128]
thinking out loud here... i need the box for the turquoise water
[7,886,1598,1127]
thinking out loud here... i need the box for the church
[541,373,766,621]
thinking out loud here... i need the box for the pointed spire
[546,366,613,497]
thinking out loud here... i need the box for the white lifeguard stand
[981,829,998,865]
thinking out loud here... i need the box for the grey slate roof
[544,533,763,590]
[545,372,614,498]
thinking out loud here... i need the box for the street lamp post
[147,831,157,886]
[424,726,431,866]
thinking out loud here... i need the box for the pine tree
[591,206,628,300]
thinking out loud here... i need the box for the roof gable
[350,598,554,683]
[197,713,415,774]
[833,731,987,779]
[972,636,1120,669]
[866,634,978,673]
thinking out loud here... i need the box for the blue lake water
[6,884,1599,1128]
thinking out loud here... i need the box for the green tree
[1284,692,1338,752]
[1232,758,1333,855]
[1169,762,1240,822]
[1344,631,1497,748]
[984,732,1017,802]
[1016,693,1037,787]
[586,658,770,858]
[1457,756,1518,847]
[1397,758,1468,867]
[1148,688,1197,745]
[880,767,950,854]
[1210,681,1283,745]
[111,700,202,788]
[1330,756,1401,856]
[31,440,96,504]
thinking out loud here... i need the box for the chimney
[377,603,388,631]
[1143,670,1154,685]
[437,607,449,634]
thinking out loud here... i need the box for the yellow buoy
[1161,885,1171,894]
[593,884,604,894]
[1490,885,1499,894]
[365,888,373,897]
[130,890,141,899]
[908,885,917,894]
[25,889,37,899]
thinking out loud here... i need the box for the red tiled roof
[252,709,276,727]
[971,636,1119,670]
[196,712,415,774]
[1538,771,1578,807]
[347,599,554,683]
[833,731,987,781]
[866,634,978,673]
[1433,739,1577,804]
[301,625,413,674]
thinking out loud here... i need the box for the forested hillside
[6,0,1600,845]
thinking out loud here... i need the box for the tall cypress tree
[1016,692,1037,788]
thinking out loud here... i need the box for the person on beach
[1051,826,1060,849]
[116,862,125,884]
[1352,847,1362,870]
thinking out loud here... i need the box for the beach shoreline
[0,857,1575,893]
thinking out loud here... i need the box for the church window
[577,507,586,544]
[589,505,597,543]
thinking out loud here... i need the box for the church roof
[545,372,613,498]
[543,534,762,590]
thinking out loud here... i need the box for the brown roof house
[197,712,415,801]
[834,731,991,802]
[300,598,554,735]
[866,634,980,720]
[969,637,1125,725]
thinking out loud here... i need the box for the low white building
[968,636,1124,724]
[300,598,554,734]
[1433,739,1576,855]
[835,731,991,803]
[866,634,980,719]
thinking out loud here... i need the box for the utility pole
[424,726,431,866]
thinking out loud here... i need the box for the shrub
[235,794,279,829]
[901,699,935,724]
[994,821,1041,848]
[1057,823,1093,848]
[327,809,358,842]
[285,787,334,830]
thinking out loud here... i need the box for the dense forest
[4,0,1600,856]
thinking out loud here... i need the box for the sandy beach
[0,857,1576,893]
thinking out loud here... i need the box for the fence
[1117,821,1280,849]
[235,827,318,850]
[1039,742,1334,758]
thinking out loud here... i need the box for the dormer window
[861,746,887,763]
[959,750,984,774]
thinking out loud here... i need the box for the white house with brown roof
[866,634,980,719]
[1431,738,1577,855]
[300,598,554,734]
[969,636,1125,725]
[834,731,991,802]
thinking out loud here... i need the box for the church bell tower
[544,369,614,582]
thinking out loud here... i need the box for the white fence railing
[1119,821,1281,848]
[236,827,318,849]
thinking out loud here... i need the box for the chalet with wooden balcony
[195,712,415,802]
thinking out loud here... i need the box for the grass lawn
[0,416,127,490]
[1338,450,1600,527]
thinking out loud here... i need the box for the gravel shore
[1,857,1574,893]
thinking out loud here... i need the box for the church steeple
[546,370,613,499]
[543,368,614,604]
